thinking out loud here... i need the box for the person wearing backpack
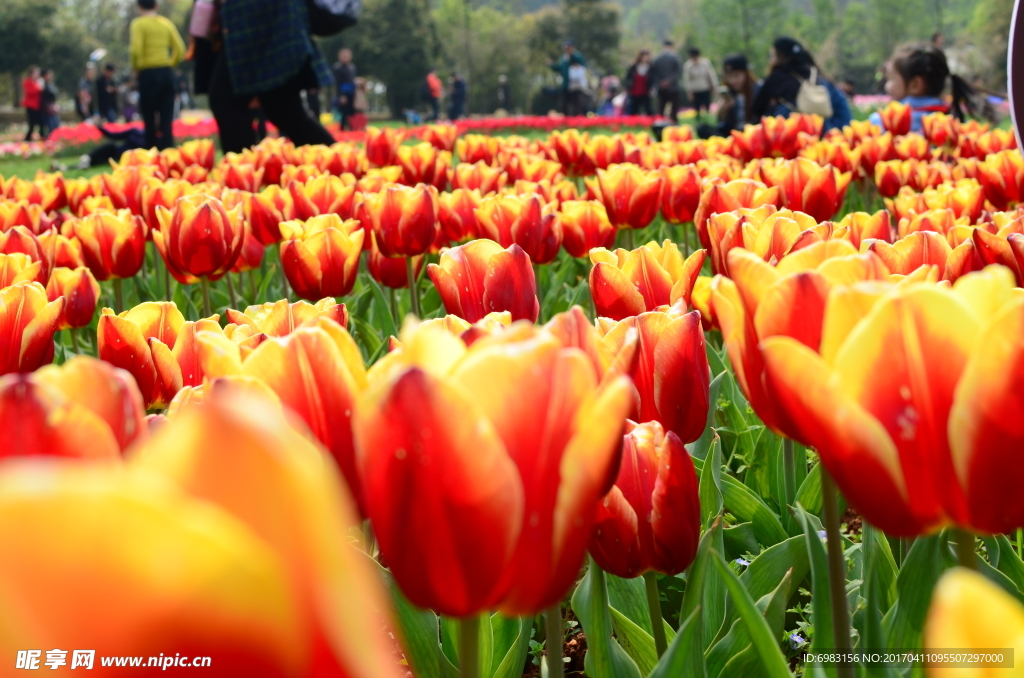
[549,40,587,115]
[750,37,851,131]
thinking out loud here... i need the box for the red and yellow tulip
[427,239,539,323]
[279,214,365,300]
[474,193,562,264]
[154,195,245,284]
[589,241,705,320]
[597,163,663,230]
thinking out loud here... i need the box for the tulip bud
[361,183,438,257]
[367,231,423,289]
[365,126,401,167]
[474,193,562,264]
[0,252,42,287]
[438,188,482,242]
[428,239,539,323]
[154,195,245,283]
[560,200,616,258]
[46,266,100,330]
[0,282,63,376]
[590,420,700,578]
[279,214,365,300]
[72,209,148,281]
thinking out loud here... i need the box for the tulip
[79,195,118,215]
[659,165,703,224]
[245,186,292,245]
[560,200,617,257]
[450,161,508,194]
[71,209,148,281]
[428,239,539,322]
[0,226,53,284]
[138,177,193,232]
[896,208,967,240]
[589,241,705,320]
[46,266,101,330]
[357,166,403,193]
[835,210,893,248]
[179,138,216,170]
[278,214,365,300]
[354,319,632,616]
[198,316,369,515]
[101,165,161,214]
[367,231,423,289]
[0,252,42,287]
[693,179,781,252]
[214,162,265,191]
[154,195,244,313]
[976,149,1024,210]
[97,301,220,409]
[365,126,401,167]
[397,142,451,190]
[3,173,65,212]
[894,133,932,161]
[0,372,120,459]
[38,228,84,271]
[878,100,913,136]
[921,112,960,148]
[925,568,1024,671]
[288,174,358,221]
[474,193,562,264]
[759,157,852,222]
[310,143,367,177]
[589,420,700,579]
[438,188,482,242]
[0,282,63,376]
[360,183,438,258]
[798,139,863,177]
[279,163,322,187]
[598,309,710,443]
[586,135,628,171]
[65,176,104,216]
[549,128,593,175]
[0,396,402,678]
[760,266,1024,535]
[455,134,500,166]
[867,231,963,281]
[226,297,348,337]
[422,123,459,152]
[0,199,54,235]
[974,128,1018,158]
[231,220,266,275]
[507,154,564,184]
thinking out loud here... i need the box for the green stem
[163,258,172,302]
[227,273,238,310]
[1017,528,1022,558]
[821,468,854,678]
[201,277,212,318]
[955,529,977,570]
[406,256,421,318]
[389,286,399,326]
[683,221,692,255]
[277,246,290,301]
[459,615,481,678]
[112,277,124,314]
[248,269,257,305]
[644,571,668,658]
[545,604,564,678]
[534,261,544,324]
[783,438,796,510]
[623,227,635,250]
[70,327,81,355]
[362,520,375,557]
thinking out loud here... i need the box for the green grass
[0,155,107,181]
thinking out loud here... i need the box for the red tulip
[428,239,539,322]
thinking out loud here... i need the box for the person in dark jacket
[333,48,357,128]
[750,36,851,131]
[448,73,467,120]
[650,40,682,120]
[40,69,60,137]
[698,53,761,138]
[549,40,587,115]
[205,0,336,153]
[623,49,653,115]
[96,64,119,122]
[76,125,147,168]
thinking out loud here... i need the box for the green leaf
[794,462,823,516]
[680,521,718,644]
[883,534,949,651]
[860,523,897,678]
[710,552,794,678]
[571,559,643,678]
[994,535,1024,594]
[382,570,459,678]
[699,436,724,528]
[609,606,659,675]
[607,574,652,634]
[366,277,399,339]
[715,569,794,678]
[692,455,789,547]
[691,371,726,460]
[490,615,531,678]
[649,607,707,678]
[748,425,781,504]
[723,522,759,561]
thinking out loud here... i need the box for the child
[870,44,995,133]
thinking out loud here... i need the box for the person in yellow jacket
[130,0,185,150]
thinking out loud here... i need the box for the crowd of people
[17,0,999,155]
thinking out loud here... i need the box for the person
[497,74,510,112]
[700,53,759,137]
[624,49,653,115]
[550,40,587,115]
[932,32,945,49]
[350,77,369,130]
[684,47,718,119]
[76,125,147,169]
[869,44,996,133]
[565,61,590,115]
[838,78,856,100]
[651,40,682,120]
[21,67,44,142]
[96,64,119,122]
[205,0,337,154]
[40,69,60,137]
[176,71,193,112]
[130,0,185,149]
[448,72,467,120]
[333,48,357,128]
[76,63,96,121]
[750,37,852,131]
[424,68,443,121]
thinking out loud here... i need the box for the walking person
[333,48,357,128]
[425,68,443,121]
[624,49,653,115]
[205,0,337,153]
[448,73,467,120]
[96,64,119,122]
[651,40,682,121]
[130,0,185,149]
[40,70,60,137]
[497,74,510,112]
[76,63,96,121]
[21,67,44,142]
[549,40,587,115]
[684,47,718,120]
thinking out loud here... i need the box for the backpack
[307,0,361,36]
[795,67,834,118]
[568,64,589,92]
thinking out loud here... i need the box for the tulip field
[4,101,1024,677]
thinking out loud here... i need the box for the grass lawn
[0,155,107,181]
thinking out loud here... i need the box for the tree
[563,0,621,74]
[692,0,788,73]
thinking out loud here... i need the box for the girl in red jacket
[21,66,44,141]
